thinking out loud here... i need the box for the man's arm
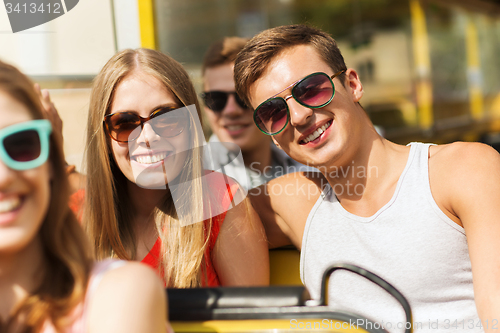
[431,142,500,331]
[212,195,270,286]
[249,171,326,249]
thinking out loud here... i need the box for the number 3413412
[5,2,63,14]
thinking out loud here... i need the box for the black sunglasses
[200,91,248,112]
[103,106,188,143]
[254,70,345,135]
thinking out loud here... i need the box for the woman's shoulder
[85,260,166,333]
[41,261,165,333]
[89,260,164,301]
[202,170,243,210]
[202,169,240,190]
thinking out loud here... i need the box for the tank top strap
[409,142,433,172]
[403,142,435,193]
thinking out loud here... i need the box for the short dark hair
[202,36,249,75]
[234,24,347,107]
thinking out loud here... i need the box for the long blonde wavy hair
[0,62,93,332]
[85,48,213,287]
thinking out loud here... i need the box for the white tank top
[301,143,482,333]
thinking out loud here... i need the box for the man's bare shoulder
[429,142,500,221]
[430,141,500,171]
[268,170,326,187]
[261,171,327,218]
[267,170,327,199]
[250,171,327,248]
[248,171,327,248]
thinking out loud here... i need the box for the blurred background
[1,0,500,171]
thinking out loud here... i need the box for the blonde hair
[85,48,212,287]
[0,62,93,332]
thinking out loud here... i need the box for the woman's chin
[125,158,185,190]
[133,172,168,189]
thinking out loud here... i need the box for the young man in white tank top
[234,25,500,332]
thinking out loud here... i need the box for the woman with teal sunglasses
[0,119,52,171]
[0,61,168,333]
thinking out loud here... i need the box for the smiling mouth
[225,125,247,131]
[301,120,333,144]
[132,152,169,164]
[0,197,21,214]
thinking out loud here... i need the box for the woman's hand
[34,83,63,142]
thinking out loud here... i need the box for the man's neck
[242,143,273,173]
[323,137,410,216]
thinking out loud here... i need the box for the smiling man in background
[201,37,311,190]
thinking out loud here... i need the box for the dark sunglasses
[0,120,52,171]
[200,91,247,112]
[254,70,346,135]
[103,106,188,143]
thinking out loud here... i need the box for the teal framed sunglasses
[0,119,52,170]
[254,70,346,135]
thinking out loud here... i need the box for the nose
[287,96,314,127]
[222,94,245,117]
[136,122,160,148]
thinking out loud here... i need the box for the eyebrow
[112,103,182,116]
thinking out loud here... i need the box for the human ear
[346,69,364,103]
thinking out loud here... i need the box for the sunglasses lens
[4,130,41,162]
[203,92,228,112]
[106,112,141,142]
[293,73,334,108]
[234,94,248,109]
[150,107,188,138]
[255,98,288,135]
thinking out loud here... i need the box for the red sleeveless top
[140,213,224,287]
[69,171,239,287]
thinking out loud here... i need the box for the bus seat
[269,246,302,286]
[168,286,386,333]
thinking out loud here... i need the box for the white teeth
[302,121,332,144]
[135,152,167,164]
[0,197,21,214]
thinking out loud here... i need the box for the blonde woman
[0,61,167,333]
[82,48,269,288]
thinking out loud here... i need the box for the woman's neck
[0,235,46,322]
[126,181,166,260]
[126,180,166,218]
